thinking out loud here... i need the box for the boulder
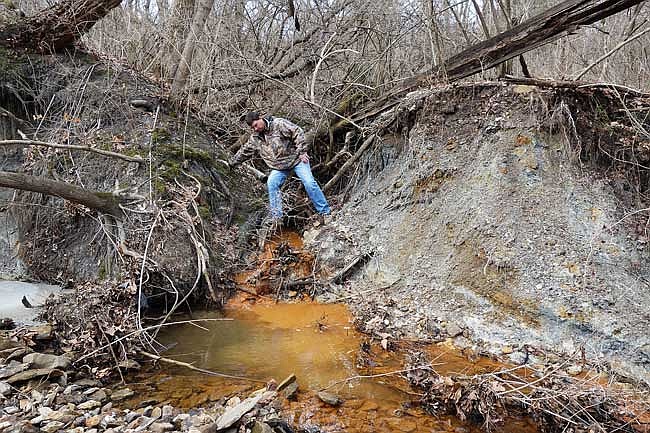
[251,421,273,433]
[214,394,263,430]
[0,360,28,379]
[22,353,70,370]
[0,381,11,396]
[5,368,64,384]
[317,391,343,406]
[110,387,134,401]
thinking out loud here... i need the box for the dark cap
[244,111,260,126]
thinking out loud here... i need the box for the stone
[85,415,103,428]
[150,422,175,432]
[134,416,155,432]
[22,353,70,370]
[0,361,28,380]
[501,346,513,355]
[150,406,162,419]
[101,414,118,427]
[77,400,101,410]
[445,322,463,338]
[567,365,583,376]
[141,406,153,417]
[40,421,64,433]
[47,409,77,424]
[83,387,100,395]
[29,415,44,425]
[88,389,108,403]
[279,381,298,400]
[5,348,30,362]
[19,398,32,412]
[277,374,296,392]
[317,391,343,406]
[172,413,189,426]
[161,405,173,422]
[125,411,140,423]
[251,421,274,433]
[73,379,101,388]
[110,388,134,401]
[0,381,11,396]
[101,402,113,413]
[63,384,80,395]
[38,407,54,417]
[27,324,53,340]
[6,368,64,384]
[0,422,12,431]
[3,405,19,414]
[214,394,263,430]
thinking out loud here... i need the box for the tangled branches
[405,352,650,432]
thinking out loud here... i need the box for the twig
[138,350,267,383]
[319,363,439,391]
[0,139,144,163]
[573,27,650,81]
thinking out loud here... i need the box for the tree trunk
[170,0,214,95]
[0,0,123,51]
[0,171,123,216]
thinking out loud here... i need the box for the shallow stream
[125,300,539,433]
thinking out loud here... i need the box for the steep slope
[310,82,650,382]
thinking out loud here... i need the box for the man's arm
[229,135,257,167]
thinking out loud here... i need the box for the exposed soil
[305,83,650,386]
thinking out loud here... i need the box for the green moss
[336,92,364,115]
[152,177,167,195]
[151,128,171,144]
[197,205,211,220]
[97,260,107,280]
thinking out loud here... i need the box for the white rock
[41,421,65,433]
[78,400,101,410]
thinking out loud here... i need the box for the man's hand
[299,153,309,164]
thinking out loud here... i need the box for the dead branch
[573,27,650,80]
[323,134,376,192]
[0,139,145,163]
[138,350,267,382]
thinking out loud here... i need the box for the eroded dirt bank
[306,82,650,385]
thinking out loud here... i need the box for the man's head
[245,111,266,133]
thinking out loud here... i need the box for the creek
[124,300,539,433]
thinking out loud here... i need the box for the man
[229,112,331,221]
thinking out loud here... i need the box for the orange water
[124,300,539,433]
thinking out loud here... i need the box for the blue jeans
[267,162,331,218]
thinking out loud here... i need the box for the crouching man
[229,112,331,221]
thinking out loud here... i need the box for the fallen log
[0,170,126,216]
[0,0,123,51]
[348,0,648,127]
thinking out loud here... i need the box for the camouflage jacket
[230,116,308,171]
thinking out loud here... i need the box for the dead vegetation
[405,350,650,433]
